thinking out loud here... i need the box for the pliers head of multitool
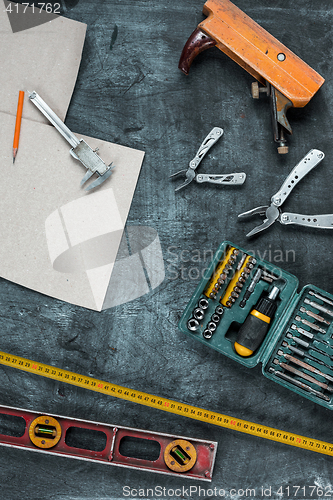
[169,167,196,191]
[238,203,281,237]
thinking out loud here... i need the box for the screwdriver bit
[294,315,326,334]
[282,341,332,370]
[273,358,333,392]
[286,333,333,362]
[304,298,333,317]
[309,290,333,307]
[277,349,333,383]
[290,324,328,346]
[268,367,330,402]
[299,306,330,326]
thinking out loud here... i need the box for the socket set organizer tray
[178,241,333,409]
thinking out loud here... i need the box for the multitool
[170,127,246,191]
[238,149,333,237]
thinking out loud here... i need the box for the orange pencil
[13,90,25,163]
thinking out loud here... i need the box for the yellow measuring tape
[0,349,332,457]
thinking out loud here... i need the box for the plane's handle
[178,27,216,75]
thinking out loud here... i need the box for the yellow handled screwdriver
[234,286,280,357]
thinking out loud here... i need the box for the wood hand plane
[179,0,325,154]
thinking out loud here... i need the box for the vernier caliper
[28,91,114,191]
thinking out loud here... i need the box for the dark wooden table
[1,0,333,498]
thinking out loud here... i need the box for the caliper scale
[28,91,115,191]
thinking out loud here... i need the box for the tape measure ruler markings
[0,350,332,457]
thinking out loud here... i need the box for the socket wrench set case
[178,241,333,408]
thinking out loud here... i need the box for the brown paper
[0,4,149,310]
[0,2,87,122]
[0,112,145,310]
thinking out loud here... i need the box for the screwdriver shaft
[291,323,314,340]
[295,315,326,334]
[290,324,328,347]
[287,333,333,362]
[239,268,262,308]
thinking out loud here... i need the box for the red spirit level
[0,405,217,481]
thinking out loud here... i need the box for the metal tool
[282,341,333,371]
[304,298,333,318]
[238,149,333,237]
[290,324,329,347]
[188,297,210,328]
[251,82,290,154]
[261,270,279,283]
[239,268,262,308]
[28,91,115,191]
[204,246,239,300]
[201,305,224,340]
[299,306,330,326]
[294,315,326,334]
[221,255,256,308]
[236,253,247,271]
[286,333,333,362]
[0,405,216,481]
[309,290,333,307]
[273,358,333,393]
[268,367,330,402]
[277,349,333,384]
[170,127,246,191]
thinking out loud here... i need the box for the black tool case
[178,241,333,409]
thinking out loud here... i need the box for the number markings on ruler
[0,351,332,457]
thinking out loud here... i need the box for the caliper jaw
[70,140,115,191]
